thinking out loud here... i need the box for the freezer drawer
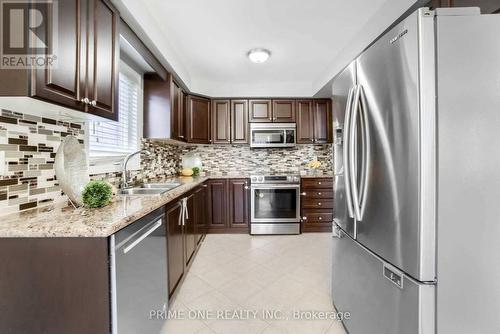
[332,227,435,334]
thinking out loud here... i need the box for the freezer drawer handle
[383,265,403,289]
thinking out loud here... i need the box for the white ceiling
[115,0,419,97]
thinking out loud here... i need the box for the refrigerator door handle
[358,85,371,221]
[349,85,362,221]
[343,87,355,219]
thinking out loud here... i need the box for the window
[87,61,143,173]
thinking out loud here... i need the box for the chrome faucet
[121,149,151,189]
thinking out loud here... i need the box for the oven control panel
[250,175,300,184]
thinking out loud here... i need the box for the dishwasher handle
[122,219,163,254]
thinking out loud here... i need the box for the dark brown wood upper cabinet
[166,200,184,296]
[296,100,314,144]
[86,0,119,120]
[211,99,231,144]
[29,0,119,120]
[206,179,228,230]
[171,80,186,141]
[297,99,332,144]
[31,0,85,111]
[186,95,211,144]
[313,99,332,144]
[143,74,171,138]
[248,99,272,122]
[228,179,249,230]
[272,100,296,122]
[231,99,249,144]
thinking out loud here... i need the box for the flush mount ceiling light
[247,48,271,63]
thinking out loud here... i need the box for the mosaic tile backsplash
[0,109,85,216]
[0,108,333,215]
[179,144,333,175]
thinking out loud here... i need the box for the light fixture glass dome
[247,48,271,63]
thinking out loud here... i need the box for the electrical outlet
[0,151,5,175]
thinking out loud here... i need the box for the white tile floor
[162,233,347,334]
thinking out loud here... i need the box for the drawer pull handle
[318,217,323,220]
[318,192,322,195]
[302,216,307,220]
[318,182,322,185]
[300,192,307,196]
[318,202,322,206]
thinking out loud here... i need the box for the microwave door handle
[343,87,355,219]
[359,85,371,221]
[349,85,362,221]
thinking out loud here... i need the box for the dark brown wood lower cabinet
[301,177,334,232]
[0,238,110,334]
[206,179,228,231]
[193,184,208,242]
[228,178,250,231]
[184,194,197,266]
[166,200,184,296]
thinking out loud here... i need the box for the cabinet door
[212,99,231,144]
[206,179,227,230]
[296,100,314,144]
[193,185,207,243]
[228,179,249,229]
[166,201,184,296]
[272,100,296,122]
[186,95,211,143]
[313,99,333,144]
[248,99,272,122]
[184,194,196,266]
[231,100,249,144]
[31,0,86,111]
[171,81,186,141]
[87,0,119,120]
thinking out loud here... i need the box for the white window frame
[86,60,143,174]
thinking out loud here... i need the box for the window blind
[88,72,140,157]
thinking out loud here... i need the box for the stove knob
[258,176,264,182]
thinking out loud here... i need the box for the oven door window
[252,130,284,144]
[253,188,298,219]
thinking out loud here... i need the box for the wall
[0,108,332,215]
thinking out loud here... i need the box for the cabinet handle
[81,97,90,104]
[302,216,307,220]
[268,117,272,121]
[318,216,323,220]
[318,202,322,206]
[310,139,314,142]
[318,182,322,185]
[300,192,306,196]
[178,135,185,138]
[90,100,97,107]
[202,184,208,188]
[318,192,322,195]
[244,186,249,190]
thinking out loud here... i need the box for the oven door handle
[250,184,300,189]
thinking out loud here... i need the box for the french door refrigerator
[332,7,500,334]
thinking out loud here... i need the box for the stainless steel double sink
[118,182,181,196]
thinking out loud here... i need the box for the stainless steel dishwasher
[110,207,168,334]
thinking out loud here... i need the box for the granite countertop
[0,172,334,238]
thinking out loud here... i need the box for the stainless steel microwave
[250,123,296,148]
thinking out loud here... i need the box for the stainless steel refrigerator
[332,7,500,334]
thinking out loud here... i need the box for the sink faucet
[122,149,151,189]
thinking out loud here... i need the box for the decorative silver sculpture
[54,135,90,206]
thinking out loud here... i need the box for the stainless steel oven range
[250,174,301,235]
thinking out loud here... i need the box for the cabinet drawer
[301,190,333,199]
[302,211,333,223]
[301,178,333,189]
[302,198,333,209]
